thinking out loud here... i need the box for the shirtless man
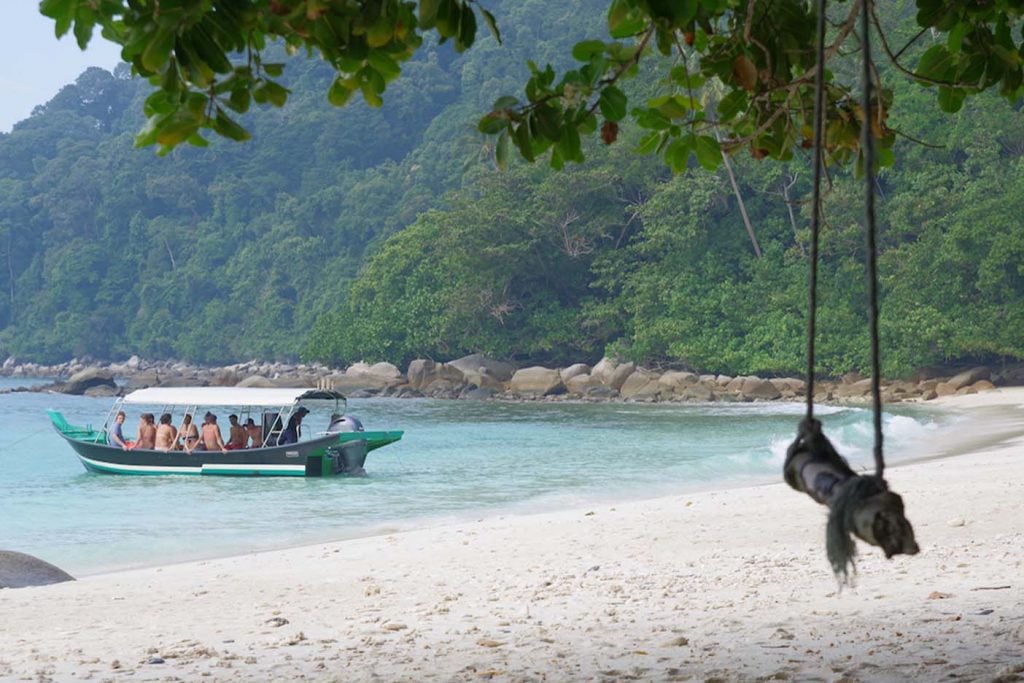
[194,412,227,453]
[244,418,263,448]
[133,413,157,450]
[226,414,246,450]
[154,413,178,452]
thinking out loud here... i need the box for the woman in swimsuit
[177,413,200,452]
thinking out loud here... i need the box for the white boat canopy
[120,387,346,407]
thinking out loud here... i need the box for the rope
[805,0,828,421]
[860,0,885,480]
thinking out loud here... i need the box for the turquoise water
[0,378,955,576]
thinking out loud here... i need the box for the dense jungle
[1,0,1022,377]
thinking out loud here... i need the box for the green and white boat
[48,387,403,477]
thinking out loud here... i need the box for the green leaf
[328,77,354,106]
[572,39,605,61]
[916,45,954,83]
[608,0,646,38]
[258,81,289,107]
[491,95,518,110]
[716,89,747,121]
[481,8,501,43]
[598,85,628,122]
[478,112,508,135]
[512,122,536,162]
[39,0,75,37]
[262,63,285,77]
[636,130,662,155]
[213,108,251,142]
[368,51,401,81]
[495,130,509,170]
[419,0,442,26]
[937,85,966,112]
[693,135,721,170]
[142,27,177,73]
[664,136,692,173]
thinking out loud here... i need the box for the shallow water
[0,378,957,575]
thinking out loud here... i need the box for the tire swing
[782,0,919,583]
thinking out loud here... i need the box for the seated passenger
[107,411,132,450]
[194,412,227,454]
[154,413,178,452]
[244,418,263,448]
[133,413,157,450]
[177,413,199,451]
[225,414,247,450]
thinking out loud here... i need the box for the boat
[47,387,403,477]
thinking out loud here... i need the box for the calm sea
[0,377,957,576]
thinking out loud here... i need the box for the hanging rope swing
[783,0,919,582]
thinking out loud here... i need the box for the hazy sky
[0,4,123,132]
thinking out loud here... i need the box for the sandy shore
[2,392,1023,682]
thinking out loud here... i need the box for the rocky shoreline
[2,354,1017,404]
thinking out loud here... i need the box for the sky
[0,4,123,132]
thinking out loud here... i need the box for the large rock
[62,367,117,395]
[740,377,782,400]
[448,354,516,382]
[564,373,600,396]
[509,367,565,397]
[406,359,437,391]
[619,370,661,401]
[560,363,591,383]
[0,550,75,589]
[237,375,276,388]
[406,360,466,392]
[835,378,873,398]
[946,366,990,391]
[589,357,618,385]
[606,362,636,391]
[658,371,699,392]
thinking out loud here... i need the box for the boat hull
[51,421,402,477]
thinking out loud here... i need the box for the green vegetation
[2,1,1023,376]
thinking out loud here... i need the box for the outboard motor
[327,413,364,433]
[326,413,367,476]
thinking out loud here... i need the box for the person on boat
[107,410,133,450]
[132,413,157,450]
[177,413,199,451]
[277,407,309,446]
[243,417,263,448]
[226,414,247,450]
[192,412,227,453]
[154,413,178,452]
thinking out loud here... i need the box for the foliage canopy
[42,1,1024,167]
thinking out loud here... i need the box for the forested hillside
[2,1,1022,377]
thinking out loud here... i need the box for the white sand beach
[2,391,1023,682]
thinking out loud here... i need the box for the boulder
[619,371,660,400]
[620,375,662,402]
[970,379,996,392]
[835,378,873,398]
[339,361,406,390]
[125,370,161,390]
[509,367,565,397]
[770,377,806,396]
[0,550,75,589]
[560,363,591,383]
[406,359,437,391]
[679,385,715,402]
[658,371,699,392]
[237,375,276,388]
[448,354,516,382]
[934,382,957,397]
[740,377,781,400]
[212,368,243,387]
[946,366,990,391]
[589,357,619,385]
[62,367,117,395]
[724,376,746,393]
[606,362,636,391]
[564,373,600,395]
